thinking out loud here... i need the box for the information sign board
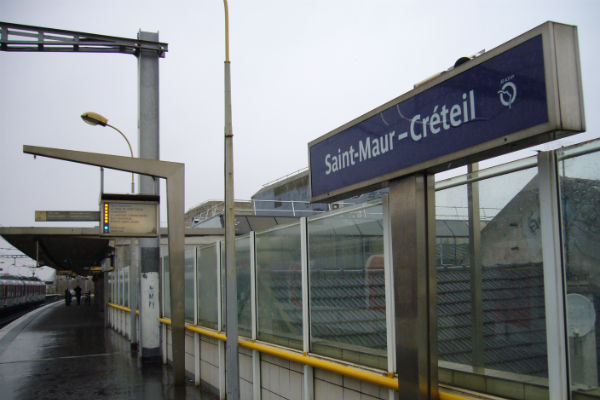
[308,22,584,202]
[100,195,159,237]
[35,210,100,222]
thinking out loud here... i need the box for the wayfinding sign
[35,210,100,222]
[308,22,585,202]
[100,194,159,237]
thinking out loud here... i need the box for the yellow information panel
[100,199,158,237]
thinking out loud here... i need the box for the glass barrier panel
[108,271,113,302]
[237,236,252,337]
[219,237,252,334]
[197,244,218,330]
[308,202,386,369]
[163,256,171,318]
[131,266,137,311]
[185,247,195,322]
[558,143,600,398]
[123,266,129,308]
[256,223,303,349]
[113,271,116,304]
[435,184,473,366]
[118,268,123,306]
[221,241,226,330]
[436,163,548,393]
[115,244,131,306]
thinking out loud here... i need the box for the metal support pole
[538,151,569,399]
[250,232,261,400]
[301,217,314,400]
[137,30,162,364]
[129,238,138,351]
[390,174,438,400]
[383,195,397,400]
[467,163,483,370]
[223,1,240,398]
[166,164,186,384]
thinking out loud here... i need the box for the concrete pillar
[137,30,161,361]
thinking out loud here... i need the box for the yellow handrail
[107,302,139,315]
[107,302,131,313]
[239,339,397,390]
[186,324,228,341]
[156,318,469,399]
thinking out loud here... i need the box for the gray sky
[1,0,599,237]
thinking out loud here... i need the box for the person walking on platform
[64,288,72,306]
[74,285,82,306]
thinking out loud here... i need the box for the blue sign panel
[309,35,548,200]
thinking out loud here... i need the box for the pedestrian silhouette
[64,288,72,306]
[74,286,82,306]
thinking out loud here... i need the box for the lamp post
[81,111,135,193]
[223,1,239,399]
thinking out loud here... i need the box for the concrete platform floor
[0,300,216,400]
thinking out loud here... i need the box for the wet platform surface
[0,300,216,400]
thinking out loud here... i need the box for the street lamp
[81,111,135,193]
[223,1,239,399]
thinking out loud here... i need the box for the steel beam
[0,21,167,56]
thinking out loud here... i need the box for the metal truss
[0,22,167,57]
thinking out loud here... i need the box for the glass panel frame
[558,141,600,397]
[307,200,387,370]
[255,222,303,350]
[236,235,252,337]
[435,158,549,393]
[163,256,171,318]
[185,246,196,323]
[197,243,219,330]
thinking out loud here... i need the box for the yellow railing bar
[438,392,472,400]
[239,339,398,390]
[186,324,228,341]
[107,302,139,315]
[107,302,131,313]
[156,318,469,399]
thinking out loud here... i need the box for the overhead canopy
[0,226,226,275]
[0,227,110,274]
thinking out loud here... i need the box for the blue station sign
[308,22,584,202]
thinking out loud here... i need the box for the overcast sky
[1,0,599,241]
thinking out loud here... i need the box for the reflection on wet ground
[0,301,216,400]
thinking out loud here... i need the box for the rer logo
[498,75,517,109]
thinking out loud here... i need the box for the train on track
[0,275,46,310]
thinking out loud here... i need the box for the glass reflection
[559,145,600,396]
[308,203,386,369]
[256,223,302,349]
[197,244,218,330]
[236,236,252,337]
[185,247,195,322]
[436,165,548,380]
[163,256,170,318]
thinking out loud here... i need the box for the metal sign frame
[308,21,584,202]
